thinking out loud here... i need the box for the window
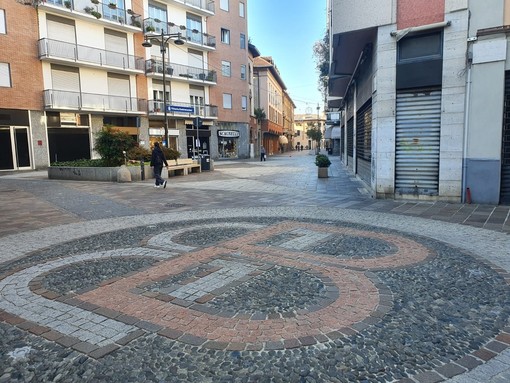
[223,93,232,109]
[241,96,247,110]
[240,65,246,80]
[0,9,6,34]
[0,63,11,87]
[148,3,167,34]
[239,2,245,17]
[186,14,202,44]
[398,31,442,63]
[221,28,230,44]
[220,0,229,11]
[221,60,231,77]
[240,33,246,49]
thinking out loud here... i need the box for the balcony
[145,59,216,84]
[40,0,143,32]
[39,38,144,74]
[148,100,217,119]
[144,18,216,50]
[167,0,215,16]
[44,89,147,114]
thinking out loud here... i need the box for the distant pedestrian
[260,146,266,161]
[150,142,168,188]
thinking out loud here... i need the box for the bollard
[140,157,145,181]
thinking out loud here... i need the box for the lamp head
[173,33,184,45]
[142,38,152,48]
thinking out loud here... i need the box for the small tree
[94,125,136,166]
[254,107,266,123]
[306,126,323,154]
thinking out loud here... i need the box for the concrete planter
[48,165,154,182]
[318,167,329,178]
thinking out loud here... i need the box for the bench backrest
[167,158,197,166]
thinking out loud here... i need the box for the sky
[247,1,327,116]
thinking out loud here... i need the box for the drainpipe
[461,47,474,203]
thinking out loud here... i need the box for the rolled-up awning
[324,126,333,139]
[278,135,288,144]
[331,127,342,139]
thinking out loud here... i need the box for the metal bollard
[140,158,145,181]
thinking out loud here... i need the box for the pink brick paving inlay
[77,222,430,349]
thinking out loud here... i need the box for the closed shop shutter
[395,88,441,195]
[341,126,345,157]
[347,117,353,165]
[501,71,510,204]
[356,99,372,184]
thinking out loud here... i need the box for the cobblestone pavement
[0,150,509,383]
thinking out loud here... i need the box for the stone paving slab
[0,207,509,382]
[1,151,510,382]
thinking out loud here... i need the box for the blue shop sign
[168,105,195,113]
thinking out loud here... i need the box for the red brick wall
[0,1,43,110]
[397,0,445,30]
[208,1,250,123]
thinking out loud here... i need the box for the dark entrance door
[0,128,14,170]
[501,71,510,204]
[0,127,31,170]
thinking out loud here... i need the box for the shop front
[217,130,240,159]
[186,126,211,159]
[148,127,179,150]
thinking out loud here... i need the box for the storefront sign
[218,130,240,138]
[168,105,195,113]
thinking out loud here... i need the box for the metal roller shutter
[356,100,372,184]
[395,88,441,195]
[347,117,353,165]
[340,126,345,157]
[501,71,510,204]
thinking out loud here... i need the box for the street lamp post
[142,30,184,148]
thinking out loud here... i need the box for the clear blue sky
[247,1,327,115]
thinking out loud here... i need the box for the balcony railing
[170,0,215,14]
[143,18,216,49]
[42,0,143,29]
[39,38,145,72]
[148,100,217,118]
[44,89,147,113]
[145,59,216,83]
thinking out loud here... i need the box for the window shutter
[51,66,80,91]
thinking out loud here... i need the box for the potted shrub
[64,0,71,8]
[145,24,155,32]
[108,2,117,9]
[91,10,102,18]
[315,154,331,178]
[91,0,99,4]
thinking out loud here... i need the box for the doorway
[0,127,31,170]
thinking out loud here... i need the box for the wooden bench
[166,158,201,176]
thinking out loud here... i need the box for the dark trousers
[154,165,165,185]
[260,153,266,161]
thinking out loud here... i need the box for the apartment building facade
[252,55,289,155]
[207,0,251,159]
[0,0,244,170]
[293,113,326,152]
[328,0,510,204]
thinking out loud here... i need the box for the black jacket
[150,146,168,167]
